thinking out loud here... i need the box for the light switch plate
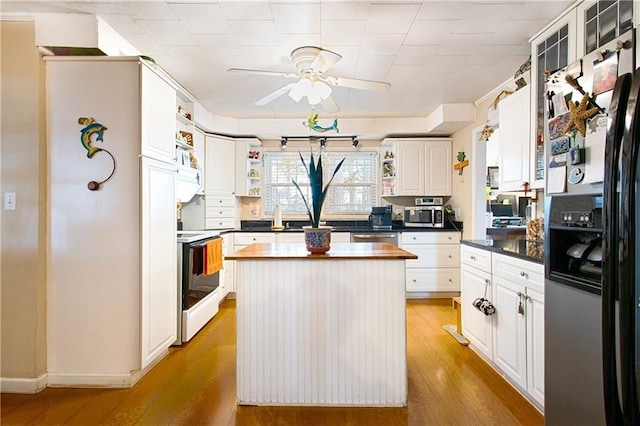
[4,192,16,210]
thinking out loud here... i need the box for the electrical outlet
[4,192,16,210]
[453,207,461,219]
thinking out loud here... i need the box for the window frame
[261,147,380,220]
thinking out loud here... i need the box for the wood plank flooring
[1,298,543,425]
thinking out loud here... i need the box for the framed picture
[487,166,499,189]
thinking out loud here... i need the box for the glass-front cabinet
[577,0,634,58]
[530,10,577,189]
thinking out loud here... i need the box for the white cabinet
[530,10,576,189]
[381,138,452,197]
[460,245,494,360]
[220,233,233,300]
[275,232,350,244]
[424,141,452,195]
[235,138,263,197]
[492,274,527,390]
[141,64,176,164]
[205,135,237,229]
[205,134,235,194]
[396,141,425,195]
[498,85,531,191]
[401,232,460,294]
[140,157,178,368]
[491,252,545,408]
[46,57,177,385]
[526,285,545,406]
[205,194,236,230]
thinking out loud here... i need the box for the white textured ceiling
[2,1,573,121]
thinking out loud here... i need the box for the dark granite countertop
[461,239,544,264]
[235,220,463,233]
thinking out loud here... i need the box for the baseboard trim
[46,372,135,388]
[1,374,47,394]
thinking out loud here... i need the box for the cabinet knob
[470,255,476,261]
[520,271,529,279]
[412,279,417,282]
[484,279,490,285]
[219,200,223,203]
[448,255,452,259]
[448,278,453,282]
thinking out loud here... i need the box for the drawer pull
[517,292,525,315]
[520,271,529,279]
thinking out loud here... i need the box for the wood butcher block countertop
[226,242,417,260]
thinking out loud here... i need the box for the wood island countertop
[226,242,418,260]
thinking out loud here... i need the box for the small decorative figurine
[303,113,339,133]
[78,117,116,191]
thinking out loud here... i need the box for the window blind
[263,150,378,216]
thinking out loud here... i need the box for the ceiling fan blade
[254,83,296,106]
[310,49,342,73]
[324,75,391,92]
[320,96,340,113]
[228,68,298,79]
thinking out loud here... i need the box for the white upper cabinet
[425,140,452,196]
[381,138,452,197]
[205,134,235,195]
[529,9,577,189]
[498,85,531,192]
[576,0,635,58]
[140,64,176,163]
[396,140,425,196]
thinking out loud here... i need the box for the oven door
[182,240,220,310]
[177,237,222,343]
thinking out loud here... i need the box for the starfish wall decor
[562,93,599,137]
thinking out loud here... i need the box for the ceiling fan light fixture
[289,78,311,102]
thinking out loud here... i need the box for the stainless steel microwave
[403,206,445,228]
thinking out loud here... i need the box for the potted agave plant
[292,150,345,254]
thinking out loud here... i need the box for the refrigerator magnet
[568,167,585,184]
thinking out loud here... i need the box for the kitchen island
[226,242,417,407]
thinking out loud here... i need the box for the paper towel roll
[274,205,282,227]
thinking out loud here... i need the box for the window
[263,150,378,217]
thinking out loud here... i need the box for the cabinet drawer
[401,231,460,245]
[332,232,351,243]
[205,218,235,230]
[492,253,544,290]
[234,233,276,245]
[206,196,236,208]
[405,245,460,268]
[406,268,459,292]
[206,206,235,218]
[460,245,492,273]
[276,232,304,243]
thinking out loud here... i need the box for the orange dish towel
[204,238,223,276]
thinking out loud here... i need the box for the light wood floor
[1,298,543,425]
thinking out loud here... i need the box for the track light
[280,137,287,149]
[320,138,327,150]
[352,138,359,149]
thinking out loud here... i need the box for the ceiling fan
[228,46,391,113]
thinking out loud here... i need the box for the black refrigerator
[544,29,637,425]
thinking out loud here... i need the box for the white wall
[0,20,48,388]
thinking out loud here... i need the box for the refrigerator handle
[602,72,632,426]
[618,68,640,425]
